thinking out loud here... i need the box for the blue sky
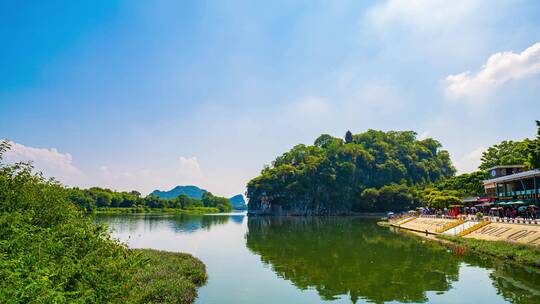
[1,0,540,196]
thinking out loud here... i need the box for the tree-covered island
[247,129,456,215]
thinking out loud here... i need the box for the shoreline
[247,211,387,217]
[386,217,540,268]
[94,207,221,215]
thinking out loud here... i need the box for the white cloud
[453,146,486,173]
[0,140,214,194]
[95,156,207,194]
[3,140,85,184]
[445,42,540,99]
[178,156,204,181]
[417,131,430,140]
[293,96,329,116]
[367,0,481,32]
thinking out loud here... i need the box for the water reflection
[95,214,540,304]
[474,256,540,304]
[94,213,234,234]
[246,217,540,304]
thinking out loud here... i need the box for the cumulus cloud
[3,140,85,184]
[178,156,204,180]
[453,146,486,173]
[445,42,540,99]
[0,140,211,194]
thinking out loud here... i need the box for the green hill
[151,186,247,210]
[247,129,455,215]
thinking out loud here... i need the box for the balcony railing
[497,189,540,197]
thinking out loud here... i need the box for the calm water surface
[95,213,540,304]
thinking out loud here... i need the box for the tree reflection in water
[246,217,540,304]
[95,213,232,234]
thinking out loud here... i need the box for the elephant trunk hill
[247,130,455,216]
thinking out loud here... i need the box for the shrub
[0,141,208,303]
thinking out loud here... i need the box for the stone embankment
[391,216,540,246]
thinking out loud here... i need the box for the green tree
[247,130,455,214]
[433,171,488,197]
[527,120,540,169]
[479,140,529,170]
[345,130,353,144]
[202,192,232,212]
[422,189,461,208]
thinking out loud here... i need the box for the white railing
[419,214,539,225]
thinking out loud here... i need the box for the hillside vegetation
[68,186,232,213]
[247,130,455,214]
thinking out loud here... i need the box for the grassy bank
[437,235,540,267]
[129,249,207,304]
[94,206,220,214]
[0,141,208,303]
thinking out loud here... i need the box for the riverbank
[388,216,540,268]
[94,206,220,214]
[437,235,540,267]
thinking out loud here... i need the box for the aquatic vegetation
[129,249,207,304]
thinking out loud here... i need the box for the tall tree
[479,140,529,170]
[527,120,540,169]
[345,130,353,144]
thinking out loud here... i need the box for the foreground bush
[0,141,207,303]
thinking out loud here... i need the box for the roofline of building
[485,165,527,171]
[483,169,540,185]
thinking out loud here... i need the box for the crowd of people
[404,203,538,220]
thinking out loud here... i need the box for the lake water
[95,213,540,304]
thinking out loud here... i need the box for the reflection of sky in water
[97,214,539,304]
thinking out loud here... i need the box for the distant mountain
[150,185,206,200]
[150,185,247,210]
[229,194,247,210]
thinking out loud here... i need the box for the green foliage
[94,207,219,214]
[247,130,455,213]
[421,189,462,208]
[359,184,415,212]
[344,130,353,144]
[201,192,233,212]
[479,121,540,170]
[0,141,135,303]
[527,120,540,169]
[479,140,530,170]
[432,171,488,197]
[67,187,231,214]
[0,140,208,303]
